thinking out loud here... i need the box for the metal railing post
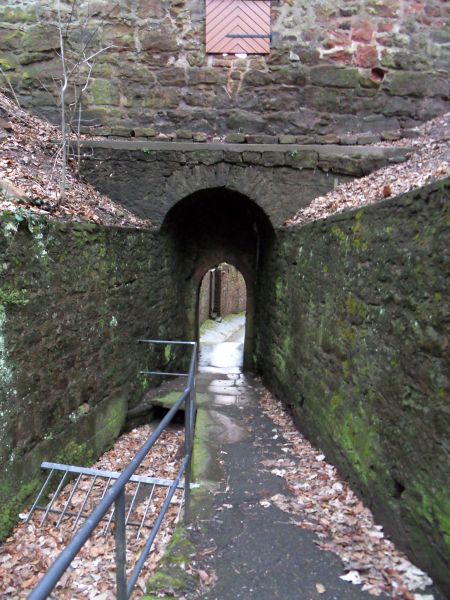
[184,343,197,525]
[184,383,192,525]
[28,339,198,600]
[115,489,127,600]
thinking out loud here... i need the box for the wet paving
[187,315,379,600]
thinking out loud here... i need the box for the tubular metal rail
[28,339,197,600]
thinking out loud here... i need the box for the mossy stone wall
[0,0,448,136]
[254,177,450,593]
[0,215,185,539]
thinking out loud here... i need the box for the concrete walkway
[187,315,378,600]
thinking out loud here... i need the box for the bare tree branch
[0,66,21,108]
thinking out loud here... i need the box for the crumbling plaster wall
[0,0,448,136]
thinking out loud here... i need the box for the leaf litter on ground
[0,423,184,598]
[257,387,435,599]
[0,91,153,229]
[285,113,450,226]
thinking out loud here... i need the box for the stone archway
[161,186,274,369]
[78,140,410,229]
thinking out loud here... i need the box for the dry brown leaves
[0,424,184,599]
[0,92,152,229]
[286,113,450,227]
[257,389,434,599]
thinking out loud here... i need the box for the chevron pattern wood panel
[206,0,271,54]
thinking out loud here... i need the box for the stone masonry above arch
[79,139,411,227]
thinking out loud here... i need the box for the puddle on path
[197,313,249,458]
[199,314,245,370]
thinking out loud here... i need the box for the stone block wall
[78,140,413,228]
[217,263,246,317]
[254,177,450,592]
[198,268,212,325]
[0,215,185,539]
[198,263,247,325]
[0,0,448,136]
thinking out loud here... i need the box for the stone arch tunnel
[1,145,448,593]
[79,139,411,227]
[161,186,274,369]
[1,0,449,590]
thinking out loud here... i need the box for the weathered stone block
[156,67,187,86]
[89,79,121,106]
[381,130,401,141]
[193,132,207,142]
[245,134,278,144]
[295,135,316,144]
[351,20,374,42]
[304,86,353,112]
[225,133,246,143]
[338,134,358,145]
[270,66,307,86]
[261,151,285,167]
[278,135,297,144]
[136,0,164,18]
[356,133,381,144]
[241,151,263,165]
[243,70,271,87]
[142,88,179,109]
[319,134,340,144]
[310,66,360,88]
[285,150,318,169]
[141,28,178,52]
[187,149,223,165]
[132,127,156,137]
[184,89,215,108]
[355,45,379,68]
[102,24,134,49]
[110,127,132,136]
[223,150,243,163]
[0,27,24,51]
[23,24,59,52]
[384,71,449,97]
[188,67,225,85]
[227,110,266,133]
[175,129,193,140]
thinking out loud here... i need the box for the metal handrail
[29,340,197,600]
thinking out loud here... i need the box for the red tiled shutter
[206,0,271,54]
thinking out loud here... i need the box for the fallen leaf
[340,571,362,585]
[198,569,210,583]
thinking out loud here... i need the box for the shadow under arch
[161,186,274,370]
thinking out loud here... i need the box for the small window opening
[198,263,247,369]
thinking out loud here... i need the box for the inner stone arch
[198,262,247,369]
[161,186,274,369]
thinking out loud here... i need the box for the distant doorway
[198,263,247,370]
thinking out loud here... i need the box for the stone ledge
[80,128,408,146]
[78,139,412,177]
[78,138,411,158]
